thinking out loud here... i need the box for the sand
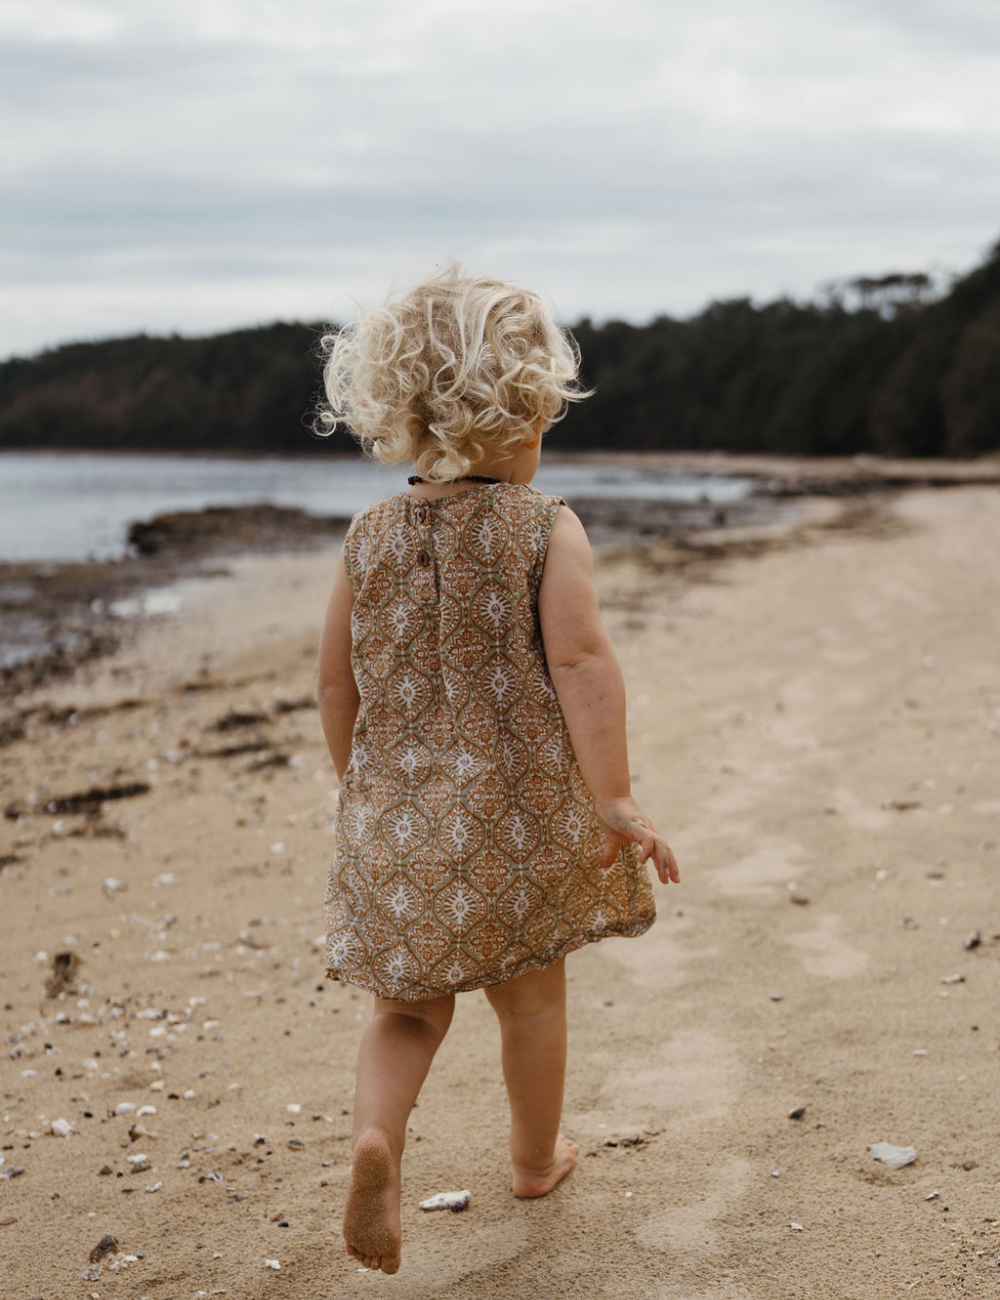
[1,474,999,1298]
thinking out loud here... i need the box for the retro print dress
[323,481,656,1000]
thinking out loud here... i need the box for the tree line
[2,239,999,459]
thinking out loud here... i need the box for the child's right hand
[594,796,680,885]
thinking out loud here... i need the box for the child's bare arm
[317,546,360,780]
[538,506,679,885]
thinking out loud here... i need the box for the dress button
[415,506,428,524]
[417,549,431,567]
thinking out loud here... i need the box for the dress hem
[324,908,657,1002]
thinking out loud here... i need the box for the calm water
[0,452,754,563]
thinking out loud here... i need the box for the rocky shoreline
[3,453,997,708]
[0,505,351,702]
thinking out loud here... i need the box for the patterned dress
[324,481,655,1000]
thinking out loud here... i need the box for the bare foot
[343,1128,402,1274]
[511,1133,579,1198]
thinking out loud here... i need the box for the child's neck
[405,436,541,497]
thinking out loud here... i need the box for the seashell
[419,1189,471,1212]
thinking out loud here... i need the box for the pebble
[51,1118,75,1137]
[788,1107,806,1120]
[789,1222,804,1231]
[264,1258,281,1270]
[964,931,981,950]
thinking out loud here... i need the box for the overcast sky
[2,0,999,358]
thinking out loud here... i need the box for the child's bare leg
[344,992,454,1273]
[484,960,579,1197]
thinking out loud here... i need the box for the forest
[1,239,999,459]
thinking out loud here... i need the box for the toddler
[315,265,679,1274]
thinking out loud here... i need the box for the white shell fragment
[264,1258,281,1269]
[868,1142,917,1168]
[51,1118,75,1137]
[419,1189,471,1213]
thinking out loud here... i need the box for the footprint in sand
[786,912,868,978]
[709,837,809,898]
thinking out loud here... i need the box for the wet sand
[1,471,999,1297]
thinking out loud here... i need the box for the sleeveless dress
[323,481,655,1001]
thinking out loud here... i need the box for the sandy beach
[2,469,999,1298]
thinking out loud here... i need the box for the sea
[0,452,754,564]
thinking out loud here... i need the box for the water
[0,452,753,563]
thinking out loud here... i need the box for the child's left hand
[595,796,680,885]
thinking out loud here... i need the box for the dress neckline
[399,480,513,505]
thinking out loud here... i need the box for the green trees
[2,241,999,457]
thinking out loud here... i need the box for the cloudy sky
[3,0,999,358]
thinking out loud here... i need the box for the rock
[81,1264,103,1281]
[419,1189,471,1212]
[789,1222,804,1231]
[940,974,965,984]
[788,1107,806,1120]
[963,931,981,950]
[264,1258,281,1269]
[51,1117,75,1137]
[868,1142,917,1168]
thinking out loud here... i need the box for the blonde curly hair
[315,263,589,482]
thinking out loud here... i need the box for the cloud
[2,0,1000,356]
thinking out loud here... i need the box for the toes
[382,1255,401,1275]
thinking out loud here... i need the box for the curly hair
[315,262,589,482]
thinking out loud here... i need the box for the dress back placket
[411,501,441,698]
